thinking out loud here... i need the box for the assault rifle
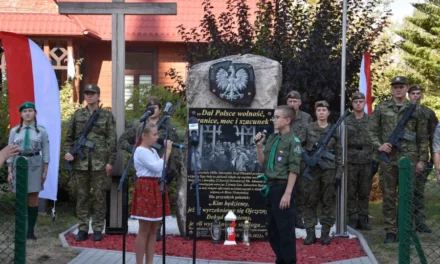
[302,108,350,181]
[64,105,102,171]
[379,102,417,164]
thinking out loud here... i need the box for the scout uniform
[262,131,301,264]
[302,101,342,245]
[7,101,50,240]
[408,85,438,233]
[346,92,373,230]
[369,76,428,243]
[288,91,313,229]
[64,84,117,240]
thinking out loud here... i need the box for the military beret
[19,101,35,112]
[84,84,100,94]
[146,96,161,107]
[391,76,408,85]
[314,100,330,110]
[286,91,301,100]
[352,92,365,101]
[408,84,422,93]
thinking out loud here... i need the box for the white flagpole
[335,0,349,237]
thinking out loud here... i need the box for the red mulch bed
[66,234,366,263]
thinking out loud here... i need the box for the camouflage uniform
[291,110,313,227]
[346,112,373,227]
[303,122,342,234]
[262,131,301,264]
[369,99,428,235]
[64,107,117,232]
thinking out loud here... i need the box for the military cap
[286,90,301,100]
[314,100,330,110]
[408,84,422,93]
[84,84,100,93]
[391,76,408,85]
[352,92,365,101]
[19,101,35,112]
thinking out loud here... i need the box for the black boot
[416,223,432,233]
[358,217,372,230]
[384,233,397,244]
[26,231,37,240]
[321,232,331,245]
[295,217,305,229]
[304,230,316,245]
[348,218,358,229]
[75,230,89,241]
[92,231,103,241]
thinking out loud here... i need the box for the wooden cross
[59,0,177,231]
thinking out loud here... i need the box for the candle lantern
[243,220,250,246]
[210,218,221,244]
[224,210,237,245]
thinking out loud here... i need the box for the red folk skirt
[130,177,171,221]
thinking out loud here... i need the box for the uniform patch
[293,145,302,155]
[293,137,300,143]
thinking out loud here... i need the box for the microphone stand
[190,135,200,264]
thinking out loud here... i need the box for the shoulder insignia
[293,145,302,155]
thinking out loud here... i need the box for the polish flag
[358,52,372,115]
[0,31,61,201]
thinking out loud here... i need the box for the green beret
[314,100,330,110]
[286,91,301,100]
[84,84,100,94]
[19,101,35,112]
[408,84,422,93]
[391,76,408,85]
[352,92,365,101]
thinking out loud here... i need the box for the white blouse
[134,146,164,178]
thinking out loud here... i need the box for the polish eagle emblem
[209,61,255,106]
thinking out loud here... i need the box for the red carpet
[66,234,366,263]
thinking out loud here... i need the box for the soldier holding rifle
[64,84,117,242]
[369,76,428,244]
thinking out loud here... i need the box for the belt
[267,179,288,186]
[19,151,40,157]
[348,146,364,150]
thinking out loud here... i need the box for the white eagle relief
[215,65,249,101]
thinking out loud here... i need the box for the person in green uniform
[118,96,182,240]
[346,92,373,230]
[302,100,342,246]
[286,90,313,229]
[7,102,50,240]
[254,105,301,264]
[407,84,438,233]
[64,84,117,242]
[369,76,428,243]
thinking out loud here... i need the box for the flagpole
[335,0,349,238]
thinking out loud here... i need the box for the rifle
[64,105,102,171]
[302,108,350,181]
[379,103,417,164]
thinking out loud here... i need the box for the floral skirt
[130,177,171,221]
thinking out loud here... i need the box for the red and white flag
[358,52,372,115]
[0,31,61,201]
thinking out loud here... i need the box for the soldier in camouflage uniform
[64,84,117,242]
[408,84,438,233]
[286,91,313,229]
[255,105,301,264]
[346,92,373,230]
[118,96,182,240]
[303,100,342,245]
[369,76,428,243]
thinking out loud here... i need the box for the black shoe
[92,231,103,241]
[26,231,37,240]
[304,231,316,245]
[74,230,88,241]
[348,218,358,229]
[295,217,305,229]
[416,223,432,233]
[384,233,397,244]
[357,218,372,230]
[321,232,331,245]
[156,228,162,241]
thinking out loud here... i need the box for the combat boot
[321,232,331,245]
[357,217,372,230]
[295,217,305,229]
[92,231,103,241]
[26,231,37,240]
[348,218,358,229]
[416,223,432,233]
[74,230,88,241]
[304,230,316,245]
[384,233,397,244]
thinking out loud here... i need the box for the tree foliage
[171,0,393,113]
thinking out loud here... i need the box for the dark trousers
[266,184,297,264]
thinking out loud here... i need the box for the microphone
[188,117,199,146]
[139,107,155,122]
[252,130,268,145]
[157,138,185,149]
[163,102,173,113]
